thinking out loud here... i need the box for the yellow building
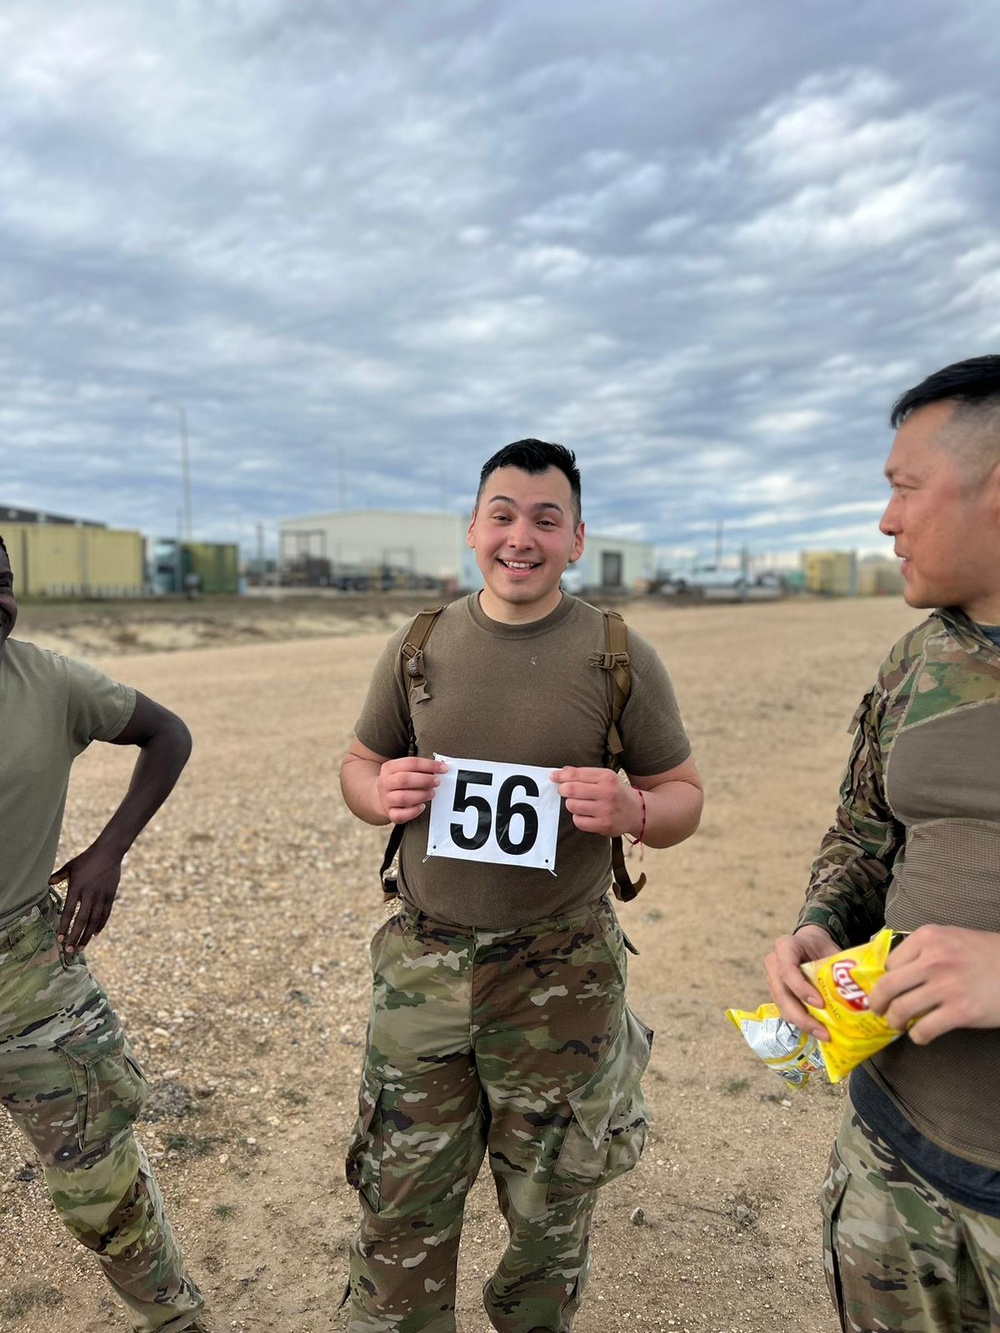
[801,549,857,597]
[1,521,144,596]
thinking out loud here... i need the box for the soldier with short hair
[339,440,703,1332]
[0,534,209,1332]
[765,356,1000,1331]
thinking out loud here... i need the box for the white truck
[669,565,746,594]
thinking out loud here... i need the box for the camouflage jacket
[797,606,1000,948]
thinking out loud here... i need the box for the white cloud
[0,1,997,559]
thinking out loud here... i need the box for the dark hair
[890,355,1000,428]
[0,532,7,558]
[477,439,582,523]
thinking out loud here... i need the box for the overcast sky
[2,1,998,568]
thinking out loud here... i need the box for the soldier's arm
[52,692,192,952]
[795,684,903,950]
[765,682,904,1040]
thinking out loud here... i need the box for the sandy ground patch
[0,594,921,1332]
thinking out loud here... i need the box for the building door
[601,551,623,588]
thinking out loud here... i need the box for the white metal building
[278,510,654,593]
[572,534,655,593]
[279,510,472,588]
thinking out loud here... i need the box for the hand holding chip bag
[799,927,907,1082]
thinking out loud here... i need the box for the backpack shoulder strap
[400,605,445,714]
[599,609,631,771]
[591,609,646,902]
[379,606,445,897]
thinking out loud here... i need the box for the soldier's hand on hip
[50,846,124,953]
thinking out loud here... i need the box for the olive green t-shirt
[355,594,691,928]
[0,638,136,928]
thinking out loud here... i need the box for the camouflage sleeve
[795,682,905,950]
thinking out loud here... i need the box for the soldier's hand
[377,757,447,824]
[869,924,1000,1044]
[50,846,124,953]
[764,925,839,1041]
[550,766,640,838]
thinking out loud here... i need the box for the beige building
[278,509,654,593]
[1,519,145,596]
[857,555,906,597]
[801,549,857,597]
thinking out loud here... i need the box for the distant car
[669,566,746,593]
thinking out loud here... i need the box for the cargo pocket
[345,1069,385,1212]
[547,1008,653,1203]
[819,1141,850,1325]
[54,1026,149,1162]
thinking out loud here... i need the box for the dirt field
[0,593,921,1333]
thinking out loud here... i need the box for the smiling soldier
[765,356,1000,1332]
[339,439,702,1333]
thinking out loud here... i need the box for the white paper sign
[426,754,561,872]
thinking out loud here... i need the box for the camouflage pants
[343,895,652,1333]
[821,1099,1000,1331]
[0,893,203,1333]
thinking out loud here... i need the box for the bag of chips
[799,927,906,1083]
[726,927,908,1087]
[724,1002,826,1088]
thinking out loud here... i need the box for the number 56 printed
[426,754,561,872]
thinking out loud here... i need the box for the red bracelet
[628,787,646,847]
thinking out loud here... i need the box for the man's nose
[879,496,898,536]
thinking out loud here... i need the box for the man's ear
[466,508,477,549]
[571,520,585,563]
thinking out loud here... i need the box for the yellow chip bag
[800,927,906,1083]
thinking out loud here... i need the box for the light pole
[150,396,193,543]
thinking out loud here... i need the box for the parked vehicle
[669,566,746,593]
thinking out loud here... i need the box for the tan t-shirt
[0,639,136,928]
[355,594,691,928]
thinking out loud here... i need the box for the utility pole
[150,396,193,542]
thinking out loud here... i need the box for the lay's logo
[830,959,868,1011]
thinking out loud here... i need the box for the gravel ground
[0,594,921,1332]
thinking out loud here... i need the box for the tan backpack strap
[400,606,445,710]
[380,606,445,898]
[591,609,646,901]
[611,835,646,902]
[589,609,631,770]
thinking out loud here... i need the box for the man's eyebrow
[485,494,565,513]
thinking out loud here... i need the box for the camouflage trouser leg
[344,896,652,1333]
[821,1098,1000,1331]
[483,1176,597,1333]
[0,895,203,1333]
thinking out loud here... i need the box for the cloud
[0,0,997,565]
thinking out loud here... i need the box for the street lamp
[149,396,193,542]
